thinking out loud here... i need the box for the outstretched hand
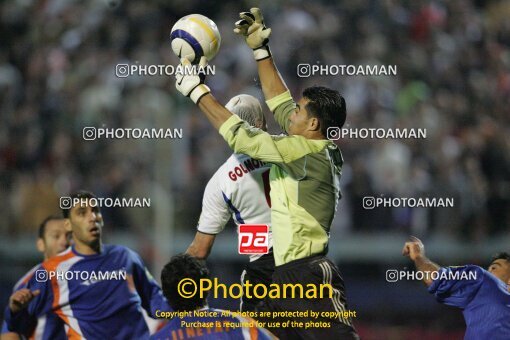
[234,8,272,61]
[9,288,40,313]
[175,56,210,104]
[234,8,271,49]
[402,236,425,261]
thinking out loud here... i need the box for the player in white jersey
[186,94,274,311]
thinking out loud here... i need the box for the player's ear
[36,238,45,253]
[308,117,320,132]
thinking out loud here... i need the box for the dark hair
[491,252,510,264]
[303,86,347,137]
[62,190,98,218]
[161,254,210,311]
[38,215,65,239]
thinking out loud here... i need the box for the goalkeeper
[175,7,358,339]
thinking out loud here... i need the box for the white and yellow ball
[170,14,221,64]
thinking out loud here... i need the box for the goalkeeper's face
[288,97,315,137]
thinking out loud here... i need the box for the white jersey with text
[197,153,272,261]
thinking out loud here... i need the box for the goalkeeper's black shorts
[257,255,359,340]
[240,250,275,312]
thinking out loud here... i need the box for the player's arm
[3,294,38,337]
[4,276,50,335]
[2,269,43,338]
[218,114,329,165]
[402,236,440,286]
[233,8,287,101]
[175,52,294,134]
[129,249,173,316]
[186,232,216,259]
[402,237,484,308]
[174,63,271,133]
[175,60,327,163]
[174,56,230,130]
[186,171,231,259]
[198,94,235,130]
[176,81,324,163]
[256,59,288,102]
[234,8,296,133]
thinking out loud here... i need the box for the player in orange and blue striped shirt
[4,191,170,339]
[2,216,70,339]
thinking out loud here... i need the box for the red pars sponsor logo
[238,224,269,254]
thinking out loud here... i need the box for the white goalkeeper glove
[234,8,272,61]
[175,56,210,104]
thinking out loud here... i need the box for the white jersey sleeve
[197,167,232,234]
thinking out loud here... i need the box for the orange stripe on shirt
[249,325,259,340]
[41,250,80,336]
[66,326,82,339]
[240,316,259,340]
[42,249,76,310]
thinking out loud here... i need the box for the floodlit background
[1,0,509,338]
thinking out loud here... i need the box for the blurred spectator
[0,0,508,241]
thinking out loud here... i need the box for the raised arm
[233,8,288,100]
[402,236,440,286]
[403,237,488,309]
[175,60,327,164]
[197,94,233,130]
[257,58,288,101]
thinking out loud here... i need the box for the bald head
[225,94,266,130]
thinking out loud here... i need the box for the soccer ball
[170,14,221,64]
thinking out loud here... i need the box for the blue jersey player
[402,236,510,340]
[151,254,275,340]
[4,190,170,339]
[2,216,70,339]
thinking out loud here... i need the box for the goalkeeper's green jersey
[219,91,343,266]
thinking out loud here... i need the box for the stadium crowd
[0,0,509,242]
